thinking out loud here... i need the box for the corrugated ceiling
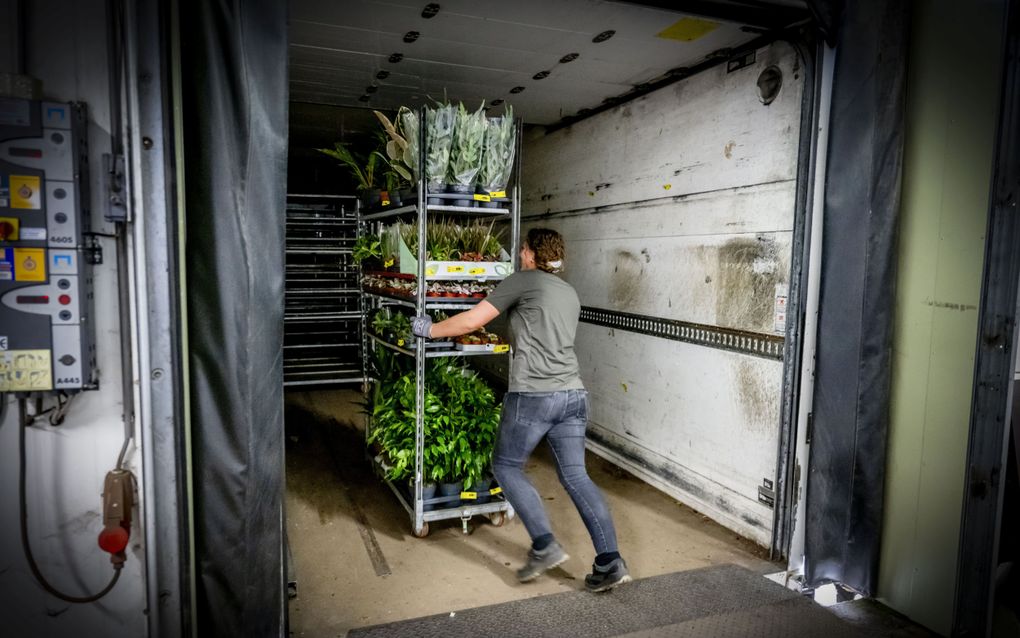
[288,0,808,125]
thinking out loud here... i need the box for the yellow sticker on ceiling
[657,17,720,42]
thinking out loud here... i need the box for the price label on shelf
[425,266,437,276]
[493,344,510,353]
[472,193,491,202]
[468,267,485,275]
[489,191,506,198]
[446,265,464,274]
[397,339,405,347]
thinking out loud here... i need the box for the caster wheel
[489,512,508,527]
[412,523,430,538]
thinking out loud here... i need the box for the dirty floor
[284,388,779,637]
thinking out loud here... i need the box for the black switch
[59,355,76,366]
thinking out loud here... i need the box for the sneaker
[584,557,632,592]
[516,541,569,582]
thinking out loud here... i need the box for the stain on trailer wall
[520,41,804,544]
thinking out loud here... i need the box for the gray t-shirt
[484,269,584,392]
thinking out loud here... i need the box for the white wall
[0,1,147,635]
[521,41,803,544]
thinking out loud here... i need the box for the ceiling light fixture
[490,99,504,106]
[403,31,420,43]
[422,3,440,19]
[593,30,615,43]
[376,70,390,80]
[533,70,550,80]
[359,95,371,102]
[388,53,404,63]
[559,53,579,63]
[509,86,525,94]
[366,85,378,94]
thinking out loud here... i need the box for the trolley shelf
[360,203,511,222]
[367,334,508,358]
[362,291,484,311]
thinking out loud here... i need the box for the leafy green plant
[401,109,420,183]
[374,108,415,185]
[425,104,455,189]
[447,102,487,187]
[352,234,383,264]
[317,142,381,191]
[478,105,516,193]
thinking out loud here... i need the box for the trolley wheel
[412,523,430,538]
[489,512,508,527]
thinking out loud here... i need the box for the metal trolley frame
[360,109,523,537]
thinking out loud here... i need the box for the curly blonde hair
[525,228,565,273]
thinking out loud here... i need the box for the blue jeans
[492,390,619,555]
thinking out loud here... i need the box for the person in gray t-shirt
[412,228,631,592]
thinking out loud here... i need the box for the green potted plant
[447,102,487,206]
[374,108,416,204]
[316,141,382,209]
[478,105,516,208]
[425,103,455,202]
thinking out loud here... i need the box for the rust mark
[924,297,977,312]
[724,141,736,159]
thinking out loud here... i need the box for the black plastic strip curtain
[804,0,911,595]
[180,0,288,634]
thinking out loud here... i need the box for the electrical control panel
[0,98,96,393]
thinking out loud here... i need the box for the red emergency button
[58,294,72,305]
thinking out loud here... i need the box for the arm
[429,301,500,338]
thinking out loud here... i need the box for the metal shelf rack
[284,194,365,387]
[360,110,523,537]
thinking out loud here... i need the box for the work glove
[411,315,433,339]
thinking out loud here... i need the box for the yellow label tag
[10,175,41,209]
[425,266,437,276]
[0,217,19,240]
[489,486,503,495]
[468,267,485,275]
[397,339,405,347]
[14,248,45,281]
[384,258,394,268]
[493,344,510,353]
[657,17,719,42]
[0,349,53,391]
[489,191,506,198]
[446,265,464,273]
[460,491,477,500]
[472,193,491,202]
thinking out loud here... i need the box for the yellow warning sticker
[0,349,53,391]
[460,491,477,500]
[657,17,719,42]
[489,486,503,495]
[0,217,19,240]
[472,193,491,202]
[10,175,41,209]
[14,248,45,280]
[493,344,510,353]
[425,266,437,276]
[14,248,45,281]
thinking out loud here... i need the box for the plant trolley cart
[359,107,522,538]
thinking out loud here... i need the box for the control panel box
[0,98,96,392]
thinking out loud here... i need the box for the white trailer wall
[521,41,803,545]
[0,1,147,635]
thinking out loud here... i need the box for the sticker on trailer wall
[774,283,788,334]
[0,349,53,391]
[10,175,41,209]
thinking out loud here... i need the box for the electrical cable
[18,399,122,603]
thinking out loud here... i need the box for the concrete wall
[0,1,147,635]
[878,0,1006,633]
[520,41,804,545]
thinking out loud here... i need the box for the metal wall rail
[579,306,785,361]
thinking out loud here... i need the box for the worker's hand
[411,315,433,339]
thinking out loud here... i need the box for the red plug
[97,470,134,566]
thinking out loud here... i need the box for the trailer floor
[283,390,932,638]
